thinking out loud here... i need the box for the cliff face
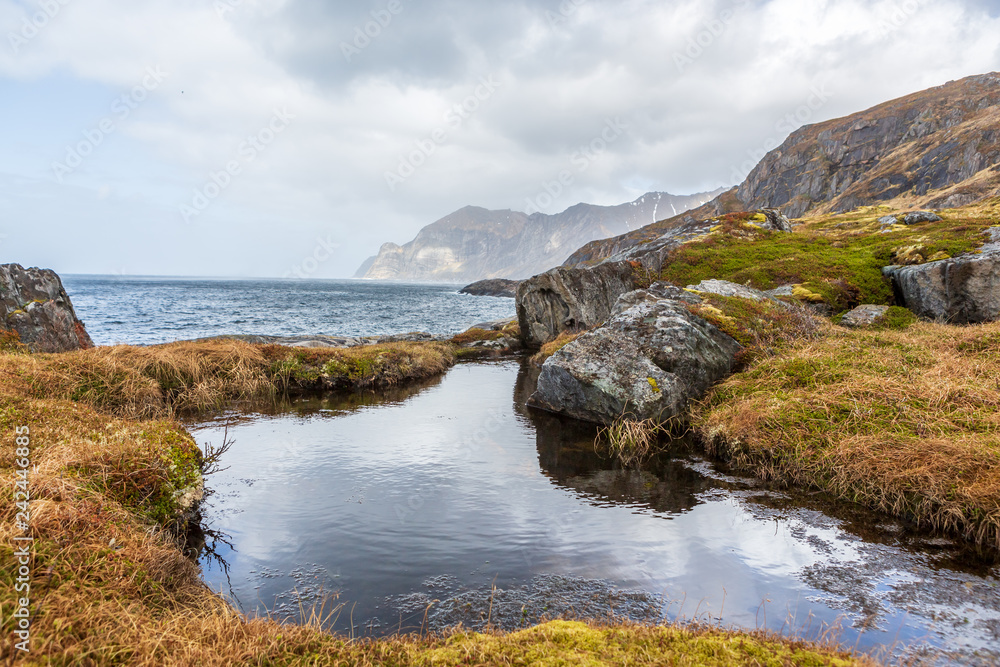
[357,191,724,283]
[565,73,1000,267]
[1,264,94,352]
[738,72,1000,217]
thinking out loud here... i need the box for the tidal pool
[190,360,1000,665]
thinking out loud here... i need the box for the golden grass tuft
[596,415,665,467]
[695,321,1000,548]
[530,330,586,366]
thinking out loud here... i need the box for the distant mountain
[356,190,726,283]
[566,72,1000,266]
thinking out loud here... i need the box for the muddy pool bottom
[189,360,1000,665]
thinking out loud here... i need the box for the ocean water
[63,276,516,347]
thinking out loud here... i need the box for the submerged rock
[516,261,639,349]
[0,263,93,352]
[459,279,521,298]
[884,228,1000,323]
[528,284,740,425]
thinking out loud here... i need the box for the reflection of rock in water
[516,358,713,515]
[386,574,664,634]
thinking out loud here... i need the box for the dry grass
[596,415,665,467]
[0,340,456,419]
[530,330,586,366]
[695,321,1000,548]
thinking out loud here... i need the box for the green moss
[419,620,866,666]
[874,306,918,331]
[660,212,993,311]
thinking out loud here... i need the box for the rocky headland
[0,263,93,352]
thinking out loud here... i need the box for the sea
[63,276,517,347]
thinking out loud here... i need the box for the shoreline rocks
[459,279,521,298]
[0,263,94,352]
[516,261,640,349]
[527,284,741,425]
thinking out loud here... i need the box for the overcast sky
[1,0,999,278]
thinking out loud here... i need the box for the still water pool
[190,361,1000,664]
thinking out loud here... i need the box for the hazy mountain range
[355,190,725,283]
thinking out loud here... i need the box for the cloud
[0,0,998,277]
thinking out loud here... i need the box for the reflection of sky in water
[190,361,1000,662]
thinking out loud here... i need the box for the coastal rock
[0,263,93,353]
[527,285,740,425]
[884,252,1000,323]
[839,305,891,328]
[516,261,639,349]
[460,279,521,298]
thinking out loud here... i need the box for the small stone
[878,215,900,227]
[839,305,891,328]
[902,211,943,225]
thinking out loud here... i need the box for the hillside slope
[566,72,1000,267]
[357,190,724,282]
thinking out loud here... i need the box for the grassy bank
[0,339,456,419]
[0,339,873,665]
[694,320,1000,549]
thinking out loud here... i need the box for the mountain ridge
[356,190,726,283]
[565,72,1000,267]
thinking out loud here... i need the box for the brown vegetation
[695,321,1000,548]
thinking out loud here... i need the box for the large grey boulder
[0,264,93,352]
[527,284,741,425]
[516,261,639,349]
[883,228,1000,323]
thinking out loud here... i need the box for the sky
[1,0,999,279]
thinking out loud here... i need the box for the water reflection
[189,360,999,664]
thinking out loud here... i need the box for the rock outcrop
[884,230,1000,323]
[516,261,640,349]
[0,264,93,353]
[357,190,725,283]
[527,284,740,425]
[459,279,521,298]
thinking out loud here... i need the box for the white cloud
[0,0,998,276]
